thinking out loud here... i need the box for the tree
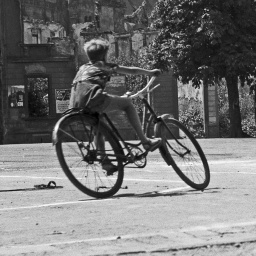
[151,0,256,137]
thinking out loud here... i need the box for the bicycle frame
[95,94,164,167]
[53,83,189,167]
[98,113,144,166]
[53,76,210,198]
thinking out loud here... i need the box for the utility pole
[255,84,256,125]
[0,0,5,144]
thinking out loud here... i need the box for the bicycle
[52,76,210,198]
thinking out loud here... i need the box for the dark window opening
[31,27,41,44]
[27,77,49,117]
[84,16,92,22]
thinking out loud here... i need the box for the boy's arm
[94,61,161,76]
[115,66,161,76]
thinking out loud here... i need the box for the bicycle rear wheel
[155,114,210,190]
[54,113,124,198]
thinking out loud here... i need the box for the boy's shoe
[142,138,162,152]
[101,159,118,176]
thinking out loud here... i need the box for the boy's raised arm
[116,66,161,76]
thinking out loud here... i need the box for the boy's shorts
[69,81,109,113]
[69,81,127,114]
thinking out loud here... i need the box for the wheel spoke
[55,114,124,198]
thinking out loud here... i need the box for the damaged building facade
[0,0,178,144]
[0,0,75,144]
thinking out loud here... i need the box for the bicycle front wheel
[54,113,124,198]
[155,114,210,190]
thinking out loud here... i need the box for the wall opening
[27,76,49,117]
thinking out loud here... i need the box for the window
[27,76,49,117]
[31,27,41,44]
[8,85,25,108]
[84,16,92,22]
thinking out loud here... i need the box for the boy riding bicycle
[69,38,162,172]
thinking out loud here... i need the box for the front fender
[154,114,174,138]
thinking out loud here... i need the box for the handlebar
[128,76,160,99]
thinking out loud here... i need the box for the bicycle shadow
[112,187,221,199]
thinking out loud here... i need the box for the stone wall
[0,0,179,143]
[21,0,69,31]
[1,0,75,144]
[4,60,75,144]
[152,73,178,118]
[69,0,95,25]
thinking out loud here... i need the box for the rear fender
[52,114,68,145]
[52,112,98,145]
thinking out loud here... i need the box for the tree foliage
[151,0,256,137]
[151,0,256,88]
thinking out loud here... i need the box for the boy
[69,38,162,173]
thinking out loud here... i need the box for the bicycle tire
[54,112,124,198]
[155,114,210,190]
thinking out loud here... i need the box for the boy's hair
[84,39,109,63]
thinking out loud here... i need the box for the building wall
[1,0,75,144]
[123,0,157,15]
[21,0,69,31]
[5,0,22,58]
[99,0,126,33]
[152,73,178,119]
[4,59,75,144]
[69,0,95,25]
[0,0,179,143]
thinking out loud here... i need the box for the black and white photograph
[0,0,256,255]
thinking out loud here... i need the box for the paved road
[0,138,256,255]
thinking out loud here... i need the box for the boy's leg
[94,126,118,174]
[104,95,148,142]
[94,130,105,153]
[104,95,161,151]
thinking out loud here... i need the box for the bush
[241,116,256,137]
[218,81,230,137]
[179,107,205,138]
[179,97,205,138]
[218,80,256,137]
[240,87,256,137]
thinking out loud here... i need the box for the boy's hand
[151,69,161,76]
[121,92,133,98]
[94,61,106,69]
